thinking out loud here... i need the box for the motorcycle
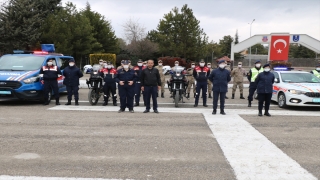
[86,64,103,105]
[167,66,188,107]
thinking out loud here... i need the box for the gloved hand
[39,74,43,77]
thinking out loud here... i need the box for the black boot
[240,94,245,99]
[208,93,212,99]
[264,112,271,116]
[161,93,164,98]
[225,96,229,99]
[55,98,60,105]
[212,109,217,115]
[134,102,139,106]
[113,98,117,106]
[220,110,226,115]
[258,111,263,116]
[65,100,71,105]
[43,101,49,105]
[248,101,252,107]
[103,96,108,106]
[186,93,190,99]
[75,100,79,106]
[231,94,235,99]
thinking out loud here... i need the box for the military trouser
[232,82,244,94]
[160,77,165,93]
[187,78,196,94]
[207,79,212,93]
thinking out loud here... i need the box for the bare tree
[122,18,146,43]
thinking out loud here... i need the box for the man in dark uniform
[208,60,231,115]
[255,64,274,116]
[247,60,264,107]
[141,60,161,113]
[133,59,146,106]
[62,59,83,105]
[100,62,117,106]
[115,60,136,113]
[193,59,210,107]
[39,58,62,105]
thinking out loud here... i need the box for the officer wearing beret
[115,60,137,113]
[62,59,83,105]
[247,60,264,107]
[208,60,231,115]
[255,64,274,116]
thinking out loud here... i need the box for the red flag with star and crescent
[269,35,290,61]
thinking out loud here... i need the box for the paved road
[0,85,320,179]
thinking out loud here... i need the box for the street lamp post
[249,19,255,66]
[211,51,214,64]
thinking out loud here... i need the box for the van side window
[58,58,71,70]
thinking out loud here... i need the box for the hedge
[89,53,116,65]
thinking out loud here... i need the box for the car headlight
[23,77,39,84]
[288,89,306,95]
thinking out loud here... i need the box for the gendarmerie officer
[255,64,274,117]
[100,62,117,106]
[208,60,231,115]
[39,58,62,105]
[141,60,161,113]
[115,60,136,113]
[62,59,83,105]
[193,59,210,107]
[247,60,264,107]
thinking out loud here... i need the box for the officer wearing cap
[206,62,214,99]
[255,64,274,116]
[62,59,83,105]
[99,59,104,69]
[310,64,320,78]
[208,60,231,115]
[231,62,246,99]
[115,60,136,113]
[155,60,166,98]
[133,59,146,106]
[100,62,117,106]
[171,61,180,71]
[39,58,62,105]
[247,60,264,107]
[186,62,196,99]
[193,59,210,107]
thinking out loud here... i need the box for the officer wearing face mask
[255,64,274,117]
[186,62,196,99]
[193,59,210,107]
[115,60,137,113]
[171,61,180,72]
[310,64,320,78]
[206,63,214,99]
[133,59,146,106]
[99,59,104,69]
[39,59,62,105]
[62,59,83,106]
[231,62,246,99]
[208,60,231,115]
[247,60,264,107]
[100,62,117,106]
[155,60,166,98]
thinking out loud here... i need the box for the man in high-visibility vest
[246,60,264,107]
[310,64,320,78]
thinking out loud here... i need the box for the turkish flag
[269,35,290,61]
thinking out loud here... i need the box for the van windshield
[0,55,45,71]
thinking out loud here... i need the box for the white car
[271,70,320,108]
[83,65,93,74]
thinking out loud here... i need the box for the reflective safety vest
[251,68,264,82]
[312,70,320,78]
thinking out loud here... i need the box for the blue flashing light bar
[41,44,55,52]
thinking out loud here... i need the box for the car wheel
[278,92,287,108]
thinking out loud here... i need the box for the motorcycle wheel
[174,92,179,107]
[88,88,99,105]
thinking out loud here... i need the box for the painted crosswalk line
[0,176,133,180]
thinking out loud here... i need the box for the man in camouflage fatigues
[231,62,246,99]
[155,60,166,98]
[186,62,196,99]
[206,62,213,98]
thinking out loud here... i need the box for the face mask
[138,63,142,66]
[207,65,211,68]
[47,62,53,66]
[316,68,320,71]
[158,63,162,66]
[99,62,103,65]
[107,65,112,69]
[256,64,261,68]
[69,63,74,66]
[238,65,242,68]
[175,64,178,66]
[123,65,129,69]
[200,63,205,67]
[104,65,108,68]
[264,68,270,72]
[191,65,195,68]
[143,64,146,67]
[219,64,225,68]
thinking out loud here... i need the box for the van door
[57,57,73,90]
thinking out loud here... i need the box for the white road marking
[48,106,319,179]
[0,176,133,180]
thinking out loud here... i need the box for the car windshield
[281,73,320,83]
[0,55,45,71]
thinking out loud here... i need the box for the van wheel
[278,93,287,108]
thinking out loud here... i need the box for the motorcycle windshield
[173,66,184,74]
[92,64,101,71]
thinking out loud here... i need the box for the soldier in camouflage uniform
[206,62,213,98]
[186,62,196,99]
[155,60,166,98]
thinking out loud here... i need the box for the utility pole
[249,19,255,66]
